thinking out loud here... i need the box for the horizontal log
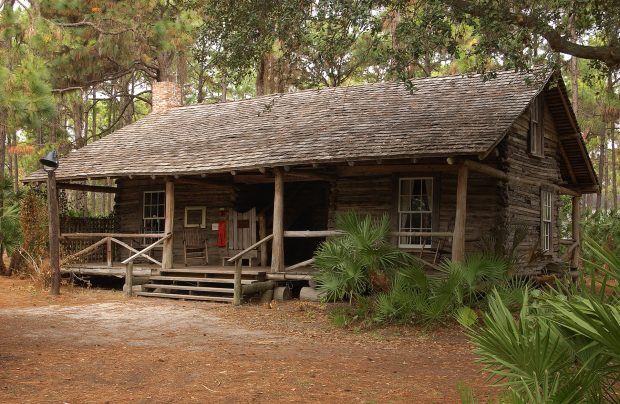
[284,230,342,238]
[449,159,581,197]
[266,273,314,281]
[227,234,274,263]
[58,183,118,193]
[391,231,453,237]
[285,258,315,271]
[242,280,276,295]
[61,233,166,239]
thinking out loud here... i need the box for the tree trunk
[568,8,579,113]
[612,129,617,210]
[596,133,606,210]
[12,131,18,192]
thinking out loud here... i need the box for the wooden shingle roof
[24,69,594,185]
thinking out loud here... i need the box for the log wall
[499,95,564,261]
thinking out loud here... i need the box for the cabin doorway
[233,181,330,267]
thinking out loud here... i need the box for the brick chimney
[151,81,182,113]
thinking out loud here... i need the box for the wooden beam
[162,178,174,269]
[271,167,285,272]
[453,159,581,197]
[61,232,165,239]
[452,165,468,262]
[258,212,268,267]
[174,177,231,188]
[558,142,578,184]
[57,182,118,193]
[284,171,333,182]
[556,85,598,185]
[337,164,457,177]
[572,196,581,268]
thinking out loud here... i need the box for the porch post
[452,164,468,262]
[258,211,268,267]
[571,195,581,268]
[271,167,284,272]
[162,177,175,269]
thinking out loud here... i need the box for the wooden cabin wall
[327,171,502,260]
[114,178,235,264]
[499,98,564,263]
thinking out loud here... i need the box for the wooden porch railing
[227,234,274,306]
[122,233,171,297]
[61,233,166,267]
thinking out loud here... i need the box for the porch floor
[62,262,316,278]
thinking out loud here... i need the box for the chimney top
[151,81,182,113]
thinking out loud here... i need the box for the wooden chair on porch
[183,228,209,266]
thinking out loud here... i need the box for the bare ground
[0,277,494,403]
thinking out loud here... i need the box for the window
[541,190,552,252]
[184,206,206,228]
[143,191,165,234]
[398,178,433,248]
[529,97,544,157]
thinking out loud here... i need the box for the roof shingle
[25,70,548,182]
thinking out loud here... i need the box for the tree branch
[441,0,620,68]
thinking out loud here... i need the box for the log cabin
[24,69,598,303]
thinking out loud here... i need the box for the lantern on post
[40,150,61,295]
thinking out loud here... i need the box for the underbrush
[314,212,529,328]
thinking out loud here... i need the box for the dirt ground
[0,277,495,403]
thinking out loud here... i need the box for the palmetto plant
[464,241,620,404]
[314,212,411,302]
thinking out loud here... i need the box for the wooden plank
[451,165,468,262]
[142,284,234,293]
[122,235,168,264]
[456,159,580,197]
[162,178,175,269]
[61,237,109,264]
[125,261,133,297]
[233,259,242,305]
[258,212,268,266]
[271,167,285,272]
[227,234,274,263]
[135,292,234,302]
[109,237,162,266]
[149,275,253,284]
[285,258,314,271]
[61,232,165,239]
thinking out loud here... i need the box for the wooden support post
[452,165,468,262]
[106,237,112,267]
[47,169,61,295]
[258,212,268,267]
[233,259,242,305]
[162,178,174,269]
[125,261,133,297]
[571,196,581,268]
[271,167,285,272]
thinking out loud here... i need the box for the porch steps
[136,267,267,303]
[135,292,233,303]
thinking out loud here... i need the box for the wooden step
[142,284,233,294]
[149,276,253,284]
[161,268,266,276]
[136,291,233,303]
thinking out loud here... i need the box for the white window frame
[398,177,433,248]
[143,190,166,234]
[541,190,552,252]
[184,206,206,228]
[530,98,544,157]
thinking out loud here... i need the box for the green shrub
[463,241,620,403]
[314,212,411,303]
